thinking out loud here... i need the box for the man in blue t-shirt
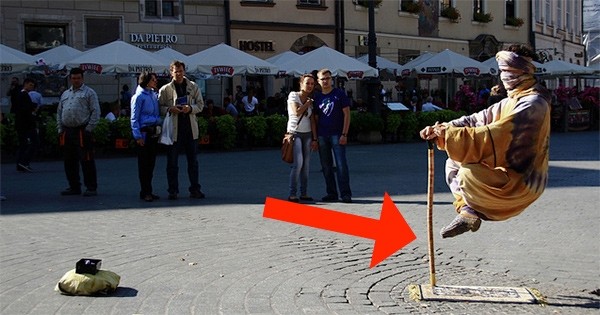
[313,68,352,203]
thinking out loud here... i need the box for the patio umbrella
[413,49,492,76]
[266,51,299,76]
[398,52,435,77]
[482,57,547,75]
[153,47,189,65]
[33,45,82,73]
[539,60,595,76]
[356,55,403,76]
[187,43,278,77]
[61,40,169,74]
[0,44,35,74]
[278,46,378,79]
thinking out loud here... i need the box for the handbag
[159,114,174,145]
[281,113,305,163]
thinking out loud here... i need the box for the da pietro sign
[129,33,179,50]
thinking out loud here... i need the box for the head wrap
[496,51,536,93]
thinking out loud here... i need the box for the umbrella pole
[426,140,436,287]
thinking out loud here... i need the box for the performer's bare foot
[440,211,481,238]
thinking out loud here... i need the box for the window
[534,0,541,22]
[473,0,484,15]
[85,16,122,48]
[556,0,562,29]
[140,0,183,23]
[573,1,579,34]
[24,24,67,55]
[545,0,552,25]
[298,0,321,5]
[400,0,420,13]
[505,0,515,19]
[565,0,571,31]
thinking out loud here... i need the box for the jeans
[289,132,312,197]
[166,134,200,194]
[137,134,159,197]
[17,129,39,167]
[318,135,351,198]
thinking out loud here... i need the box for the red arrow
[263,192,416,268]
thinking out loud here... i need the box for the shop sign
[253,66,273,74]
[463,67,481,76]
[129,33,178,49]
[239,40,275,52]
[128,65,154,73]
[212,66,235,76]
[80,63,103,73]
[347,71,364,79]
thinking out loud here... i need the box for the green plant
[197,116,209,138]
[0,114,17,150]
[266,114,287,146]
[385,113,402,134]
[397,112,419,142]
[506,16,524,27]
[441,6,461,22]
[352,112,384,134]
[401,1,422,14]
[215,115,237,150]
[92,118,111,147]
[243,115,268,142]
[112,116,133,139]
[473,12,493,23]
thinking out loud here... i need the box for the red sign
[79,63,103,74]
[211,66,234,76]
[463,67,481,76]
[347,71,364,79]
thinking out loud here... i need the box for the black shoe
[321,194,338,202]
[140,194,160,200]
[83,189,97,197]
[288,196,300,203]
[168,193,178,200]
[440,214,482,238]
[61,188,81,196]
[341,196,352,203]
[190,190,205,199]
[299,195,314,201]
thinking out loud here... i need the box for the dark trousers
[17,129,39,167]
[166,134,200,194]
[62,127,97,191]
[137,133,159,197]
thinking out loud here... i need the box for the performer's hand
[420,125,437,140]
[136,138,145,147]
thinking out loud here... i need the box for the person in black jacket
[15,78,39,172]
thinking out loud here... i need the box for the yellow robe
[439,83,551,221]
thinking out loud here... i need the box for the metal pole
[427,140,437,287]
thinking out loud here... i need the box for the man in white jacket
[158,60,205,200]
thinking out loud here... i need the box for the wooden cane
[427,140,436,287]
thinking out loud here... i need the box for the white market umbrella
[0,44,35,74]
[33,45,82,68]
[398,52,435,77]
[413,49,491,76]
[187,43,278,77]
[266,51,299,76]
[356,54,403,75]
[278,46,379,79]
[540,59,595,76]
[482,57,547,75]
[61,40,169,74]
[153,47,189,65]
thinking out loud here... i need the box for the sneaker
[168,193,178,200]
[440,214,482,238]
[61,188,81,196]
[321,194,338,202]
[190,190,205,199]
[82,189,97,197]
[341,196,352,203]
[288,196,300,203]
[17,164,33,172]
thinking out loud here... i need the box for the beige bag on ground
[55,269,120,296]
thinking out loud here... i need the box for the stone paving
[1,131,599,314]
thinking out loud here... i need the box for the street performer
[419,44,552,238]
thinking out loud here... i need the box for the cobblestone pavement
[1,131,598,314]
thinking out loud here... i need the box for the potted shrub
[440,6,461,22]
[401,1,422,14]
[215,115,237,150]
[473,12,493,23]
[384,113,402,142]
[352,111,384,144]
[197,116,210,145]
[505,16,524,27]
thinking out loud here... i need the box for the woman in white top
[286,74,318,202]
[242,88,259,116]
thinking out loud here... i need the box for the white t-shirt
[242,95,258,113]
[286,91,312,133]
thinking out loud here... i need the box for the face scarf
[496,51,536,96]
